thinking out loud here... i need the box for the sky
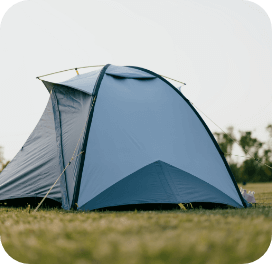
[1,0,272,163]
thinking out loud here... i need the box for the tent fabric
[80,160,242,211]
[0,64,247,210]
[43,70,101,95]
[50,85,93,209]
[106,65,156,79]
[50,90,69,209]
[71,64,111,208]
[0,96,62,202]
[59,70,101,94]
[77,70,245,209]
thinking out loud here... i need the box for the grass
[238,182,272,205]
[0,183,271,264]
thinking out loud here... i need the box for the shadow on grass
[0,197,61,209]
[0,197,236,212]
[94,202,233,212]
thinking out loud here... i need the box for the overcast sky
[1,0,272,162]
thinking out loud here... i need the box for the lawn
[0,183,271,264]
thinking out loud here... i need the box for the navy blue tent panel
[80,160,242,211]
[0,64,248,210]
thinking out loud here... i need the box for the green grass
[238,182,272,205]
[0,183,272,264]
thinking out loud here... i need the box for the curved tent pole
[36,65,105,79]
[36,65,186,85]
[71,64,111,210]
[159,75,186,85]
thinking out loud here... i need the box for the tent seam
[157,161,179,204]
[71,64,111,209]
[154,161,176,202]
[51,90,70,209]
[159,161,181,203]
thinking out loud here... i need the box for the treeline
[213,125,272,183]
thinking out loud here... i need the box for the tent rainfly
[0,65,249,210]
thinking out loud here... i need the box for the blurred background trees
[213,125,272,183]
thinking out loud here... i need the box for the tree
[238,130,272,182]
[213,126,236,164]
[213,127,242,182]
[213,126,272,183]
[263,124,272,163]
[239,131,263,158]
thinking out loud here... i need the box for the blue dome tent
[0,65,248,210]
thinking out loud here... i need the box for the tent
[0,64,249,210]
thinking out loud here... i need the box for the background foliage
[213,125,272,183]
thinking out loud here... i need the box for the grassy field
[0,183,271,264]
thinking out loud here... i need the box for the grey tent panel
[43,70,101,95]
[59,70,101,94]
[42,81,56,94]
[0,96,61,202]
[51,90,69,209]
[50,85,93,209]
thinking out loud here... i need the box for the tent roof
[43,65,156,95]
